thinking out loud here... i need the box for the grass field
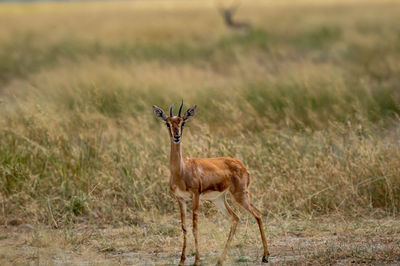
[0,0,400,264]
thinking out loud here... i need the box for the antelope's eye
[166,123,171,128]
[181,122,185,127]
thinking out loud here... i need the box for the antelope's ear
[153,105,168,121]
[183,105,197,121]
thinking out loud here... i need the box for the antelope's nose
[173,136,181,143]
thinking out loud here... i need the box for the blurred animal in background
[217,0,251,32]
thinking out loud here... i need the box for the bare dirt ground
[0,217,399,265]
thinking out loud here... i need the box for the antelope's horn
[178,99,184,117]
[170,102,176,117]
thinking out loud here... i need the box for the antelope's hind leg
[232,191,269,263]
[214,193,239,265]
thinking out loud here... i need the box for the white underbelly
[174,188,192,200]
[200,191,225,200]
[174,188,227,201]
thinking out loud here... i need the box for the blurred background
[0,0,399,227]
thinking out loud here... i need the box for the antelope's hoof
[262,256,268,263]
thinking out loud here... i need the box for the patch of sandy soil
[0,218,399,265]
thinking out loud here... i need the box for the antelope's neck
[170,142,183,177]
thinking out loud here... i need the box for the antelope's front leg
[192,193,200,265]
[177,199,187,265]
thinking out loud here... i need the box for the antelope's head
[153,100,197,144]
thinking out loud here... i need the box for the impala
[153,101,269,265]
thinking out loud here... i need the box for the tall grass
[0,0,399,226]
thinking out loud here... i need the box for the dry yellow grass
[0,0,399,264]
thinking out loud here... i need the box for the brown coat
[152,104,269,265]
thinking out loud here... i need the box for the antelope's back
[186,157,250,193]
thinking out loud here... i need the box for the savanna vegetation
[0,0,399,264]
